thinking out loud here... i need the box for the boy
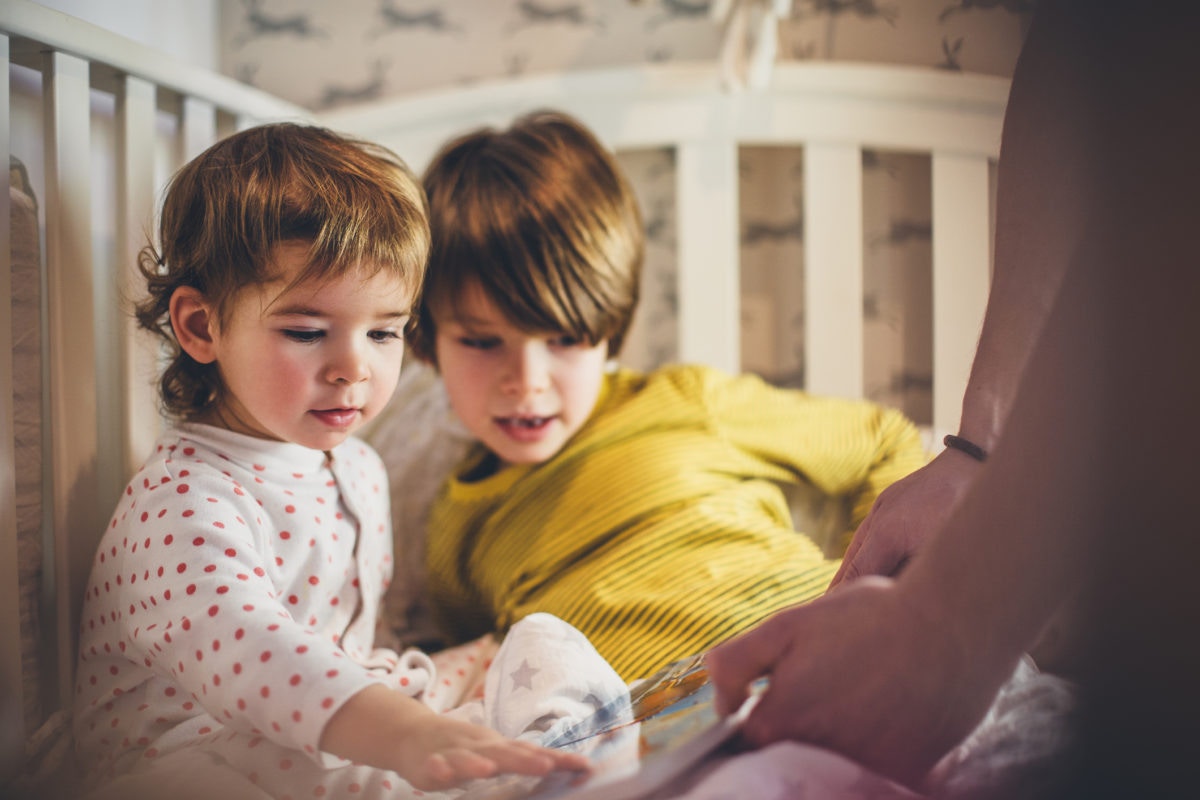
[408,111,927,681]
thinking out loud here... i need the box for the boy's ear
[169,286,218,364]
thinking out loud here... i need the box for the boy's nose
[502,344,549,395]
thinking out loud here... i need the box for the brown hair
[135,122,429,418]
[409,110,644,363]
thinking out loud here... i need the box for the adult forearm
[955,1,1097,451]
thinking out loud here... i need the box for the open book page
[462,652,764,800]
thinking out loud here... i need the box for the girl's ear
[169,287,218,364]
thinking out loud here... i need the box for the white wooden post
[804,142,864,398]
[43,48,100,707]
[0,31,25,778]
[116,75,161,483]
[931,152,992,438]
[676,140,740,373]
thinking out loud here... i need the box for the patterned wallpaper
[219,0,1032,425]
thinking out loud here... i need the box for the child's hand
[321,683,589,792]
[395,713,590,792]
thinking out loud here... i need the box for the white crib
[1,0,1006,786]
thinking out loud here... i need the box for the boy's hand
[396,714,590,792]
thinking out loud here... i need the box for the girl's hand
[320,683,589,791]
[395,713,590,792]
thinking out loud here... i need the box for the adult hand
[831,449,980,588]
[706,576,1014,789]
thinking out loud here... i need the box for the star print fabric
[74,424,402,783]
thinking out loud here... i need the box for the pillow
[360,360,475,650]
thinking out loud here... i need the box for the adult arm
[709,0,1200,787]
[831,0,1104,585]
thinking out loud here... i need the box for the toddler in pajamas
[73,123,607,800]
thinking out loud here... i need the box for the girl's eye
[283,329,323,343]
[369,330,402,344]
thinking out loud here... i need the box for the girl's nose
[327,343,370,384]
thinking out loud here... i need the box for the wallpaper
[219,0,1031,425]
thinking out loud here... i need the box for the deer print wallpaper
[219,0,1031,424]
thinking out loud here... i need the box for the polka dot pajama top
[73,423,409,790]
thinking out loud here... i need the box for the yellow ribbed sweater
[425,364,926,681]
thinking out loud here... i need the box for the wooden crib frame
[1,0,1007,780]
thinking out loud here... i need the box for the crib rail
[2,0,309,770]
[323,61,1008,432]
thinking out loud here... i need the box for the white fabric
[74,423,627,799]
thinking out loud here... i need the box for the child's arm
[706,369,927,545]
[320,683,589,791]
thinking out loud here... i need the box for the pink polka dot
[279,758,292,770]
[182,510,194,518]
[321,697,333,709]
[192,536,205,546]
[284,505,295,514]
[207,605,219,617]
[289,674,301,686]
[307,576,319,586]
[260,651,272,663]
[186,584,197,595]
[176,563,187,574]
[260,686,270,698]
[176,484,189,494]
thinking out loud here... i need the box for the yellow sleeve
[700,367,928,533]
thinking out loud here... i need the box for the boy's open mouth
[495,415,555,439]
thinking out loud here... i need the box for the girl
[73,123,604,800]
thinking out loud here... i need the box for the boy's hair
[408,110,644,363]
[135,122,430,419]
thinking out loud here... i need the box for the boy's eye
[369,329,402,343]
[460,336,500,350]
[283,329,323,343]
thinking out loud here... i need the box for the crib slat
[116,75,161,485]
[1,31,27,767]
[804,143,865,399]
[931,153,992,439]
[43,49,102,708]
[182,96,218,162]
[676,141,740,373]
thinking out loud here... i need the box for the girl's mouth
[311,408,360,428]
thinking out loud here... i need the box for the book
[463,652,764,800]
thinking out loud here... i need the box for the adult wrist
[943,434,987,462]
